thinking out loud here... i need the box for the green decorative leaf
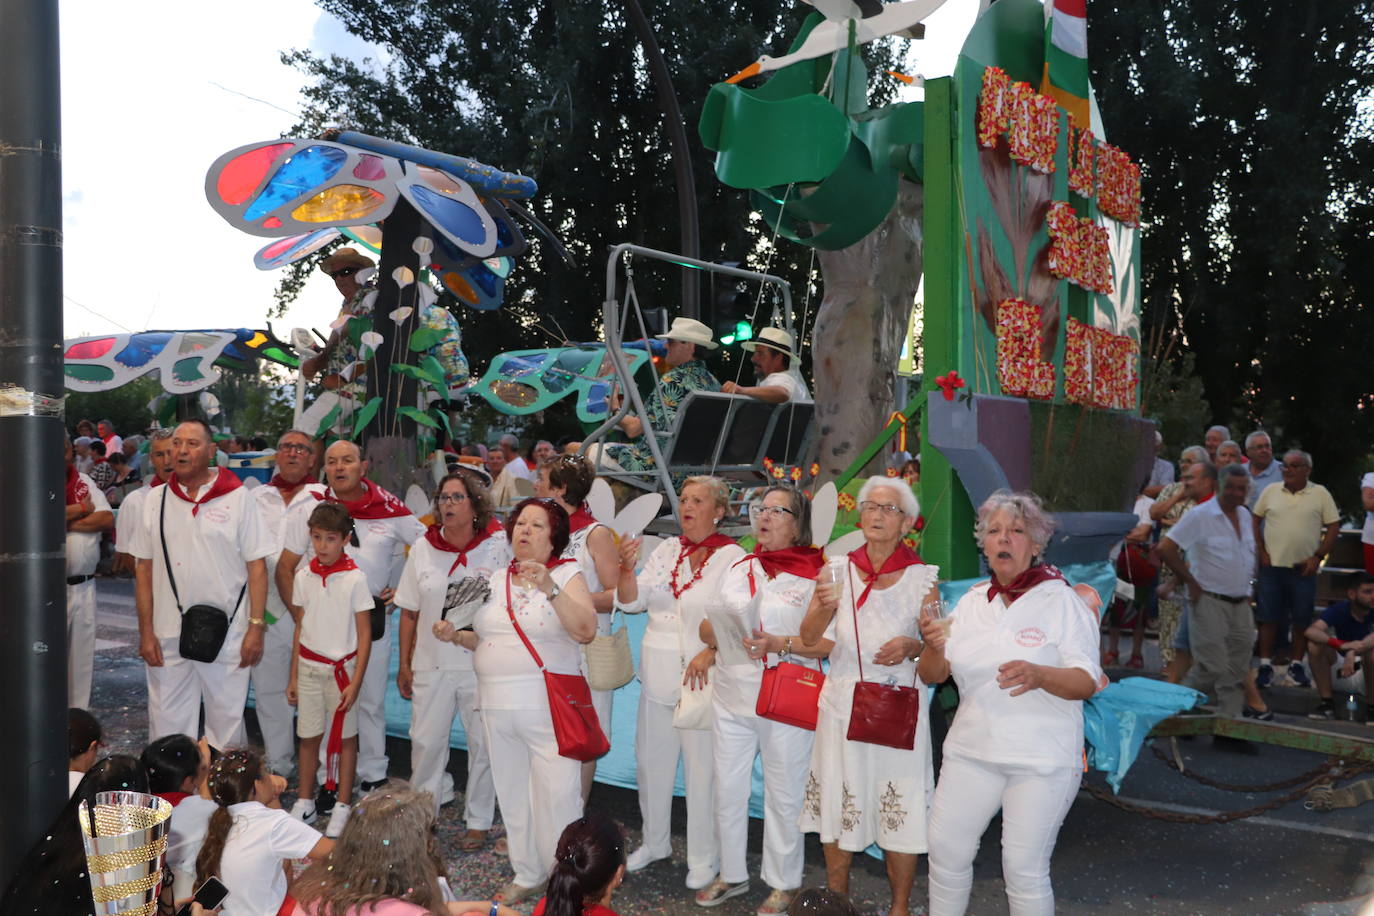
[435,407,454,440]
[157,396,178,427]
[345,315,371,347]
[390,363,427,381]
[397,405,439,428]
[350,397,383,439]
[408,326,445,353]
[315,404,341,438]
[419,355,450,392]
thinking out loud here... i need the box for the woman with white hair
[798,476,940,916]
[919,489,1101,916]
[615,475,744,891]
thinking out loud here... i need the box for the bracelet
[489,902,499,916]
[782,636,793,657]
[247,617,266,627]
[1328,637,1346,650]
[546,582,562,602]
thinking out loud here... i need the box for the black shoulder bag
[160,488,246,663]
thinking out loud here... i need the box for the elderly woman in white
[696,485,831,913]
[919,489,1101,916]
[799,476,940,916]
[616,475,744,891]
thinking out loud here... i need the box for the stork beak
[886,70,915,85]
[725,61,762,84]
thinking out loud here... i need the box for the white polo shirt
[128,474,277,641]
[1163,498,1256,597]
[943,578,1102,769]
[254,481,326,623]
[114,482,155,556]
[164,794,217,880]
[283,484,426,596]
[473,563,584,709]
[394,527,511,671]
[761,369,811,403]
[293,560,375,660]
[715,559,821,717]
[217,801,322,916]
[504,456,534,481]
[67,472,111,577]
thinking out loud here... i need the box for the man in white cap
[601,317,723,472]
[722,327,810,403]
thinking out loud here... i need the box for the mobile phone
[175,876,229,916]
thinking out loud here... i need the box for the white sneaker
[289,798,316,824]
[325,802,351,838]
[625,845,670,872]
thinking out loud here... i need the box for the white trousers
[250,614,296,775]
[713,705,812,888]
[635,694,718,872]
[356,629,392,782]
[927,756,1081,916]
[67,580,97,709]
[411,668,495,827]
[483,707,584,887]
[146,635,250,749]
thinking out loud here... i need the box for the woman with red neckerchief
[398,469,511,852]
[614,476,744,893]
[694,485,829,914]
[450,497,597,905]
[535,454,621,802]
[798,476,940,916]
[919,490,1101,916]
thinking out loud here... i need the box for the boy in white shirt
[287,503,375,837]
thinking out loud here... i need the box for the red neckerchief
[149,475,167,488]
[986,563,1067,606]
[154,791,191,808]
[309,553,359,584]
[848,543,924,608]
[425,519,502,575]
[670,533,736,598]
[65,464,89,506]
[167,467,242,516]
[568,503,597,533]
[736,545,824,591]
[510,556,577,576]
[268,472,317,491]
[1196,492,1214,504]
[315,480,411,519]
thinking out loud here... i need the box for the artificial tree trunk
[810,180,924,482]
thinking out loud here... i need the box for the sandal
[493,835,509,856]
[493,880,543,904]
[757,887,798,915]
[1102,650,1120,667]
[456,829,487,852]
[695,879,749,908]
[1126,653,1145,669]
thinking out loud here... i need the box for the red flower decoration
[809,462,820,478]
[790,466,802,482]
[935,371,966,401]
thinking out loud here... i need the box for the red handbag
[756,660,824,730]
[843,567,920,750]
[505,573,610,762]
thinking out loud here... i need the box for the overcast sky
[58,0,977,344]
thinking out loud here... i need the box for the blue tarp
[1083,677,1205,792]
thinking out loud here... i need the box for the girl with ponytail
[196,749,332,916]
[533,812,627,916]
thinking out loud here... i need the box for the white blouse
[473,563,585,710]
[617,537,745,706]
[716,557,822,718]
[942,578,1102,769]
[568,521,612,635]
[393,529,512,672]
[819,560,940,717]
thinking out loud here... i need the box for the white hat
[656,317,718,350]
[741,327,797,360]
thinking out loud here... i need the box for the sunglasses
[329,266,359,279]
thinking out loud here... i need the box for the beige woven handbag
[585,610,635,691]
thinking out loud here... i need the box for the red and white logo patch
[1015,627,1046,648]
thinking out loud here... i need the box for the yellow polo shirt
[1253,482,1340,566]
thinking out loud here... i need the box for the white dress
[799,559,940,854]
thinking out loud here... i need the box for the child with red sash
[288,503,375,838]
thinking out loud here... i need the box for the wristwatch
[545,581,562,602]
[247,616,267,627]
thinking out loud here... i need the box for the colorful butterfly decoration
[207,134,558,311]
[475,342,665,422]
[63,328,298,394]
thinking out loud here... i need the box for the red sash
[848,543,924,608]
[298,644,359,791]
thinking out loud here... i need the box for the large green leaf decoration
[397,405,439,428]
[408,326,446,353]
[315,404,341,438]
[419,355,450,393]
[390,363,428,381]
[345,315,371,347]
[350,396,383,439]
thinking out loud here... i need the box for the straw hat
[319,247,375,275]
[656,317,718,350]
[741,326,798,360]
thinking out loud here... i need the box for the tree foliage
[280,0,902,383]
[1090,1,1374,511]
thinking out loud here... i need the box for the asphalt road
[86,579,1374,915]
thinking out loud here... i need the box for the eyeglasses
[749,504,795,519]
[277,442,312,454]
[436,493,469,504]
[329,266,359,279]
[1282,462,1310,470]
[859,500,904,516]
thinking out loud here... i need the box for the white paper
[708,600,759,668]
